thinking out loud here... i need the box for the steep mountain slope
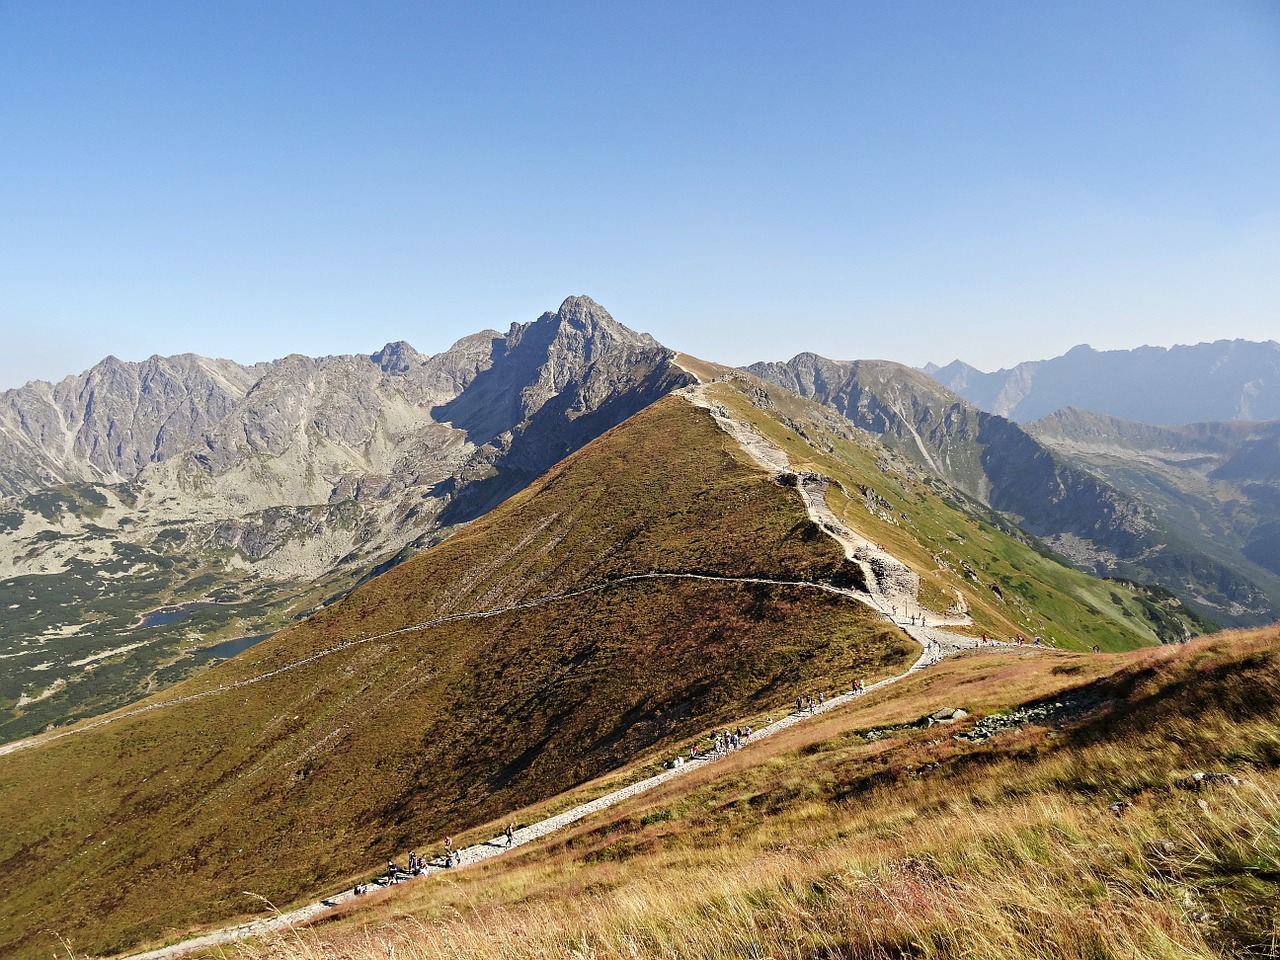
[0,353,264,497]
[0,372,1169,960]
[270,625,1280,960]
[0,297,694,742]
[747,353,1271,626]
[926,338,1280,424]
[1028,408,1280,617]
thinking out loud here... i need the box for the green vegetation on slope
[703,375,1206,648]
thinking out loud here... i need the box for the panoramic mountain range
[4,307,1279,748]
[0,300,1277,958]
[0,298,692,740]
[925,338,1280,424]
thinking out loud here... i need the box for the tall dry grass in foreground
[227,635,1280,960]
[234,778,1278,959]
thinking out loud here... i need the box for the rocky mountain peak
[371,340,426,375]
[550,295,657,348]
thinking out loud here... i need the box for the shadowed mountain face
[748,353,1276,626]
[0,297,694,740]
[925,339,1280,425]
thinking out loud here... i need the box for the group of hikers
[354,822,520,894]
[352,621,1057,899]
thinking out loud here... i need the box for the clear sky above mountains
[1,1,1277,391]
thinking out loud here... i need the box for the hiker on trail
[505,822,515,847]
[818,691,825,705]
[797,696,803,714]
[387,860,398,883]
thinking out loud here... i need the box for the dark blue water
[140,602,213,628]
[194,633,271,663]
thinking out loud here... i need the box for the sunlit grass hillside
[0,378,1171,959]
[236,626,1280,960]
[0,395,906,959]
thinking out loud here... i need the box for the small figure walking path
[122,386,992,960]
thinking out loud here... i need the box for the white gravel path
[119,383,991,959]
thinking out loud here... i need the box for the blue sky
[1,1,1277,390]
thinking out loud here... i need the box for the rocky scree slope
[0,297,694,741]
[747,353,1269,626]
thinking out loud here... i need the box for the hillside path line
[121,617,992,960]
[118,386,991,960]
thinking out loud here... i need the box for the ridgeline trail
[116,386,995,959]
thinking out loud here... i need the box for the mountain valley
[0,306,1276,960]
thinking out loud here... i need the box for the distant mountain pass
[925,339,1280,425]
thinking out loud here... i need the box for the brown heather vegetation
[231,627,1280,960]
[0,397,907,960]
[0,386,1169,959]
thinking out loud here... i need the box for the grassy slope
[0,396,909,960]
[259,625,1280,960]
[0,379,1168,959]
[702,374,1204,648]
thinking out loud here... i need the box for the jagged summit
[370,340,426,375]
[511,295,658,351]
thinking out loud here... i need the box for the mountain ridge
[925,338,1280,424]
[747,352,1274,626]
[0,296,695,741]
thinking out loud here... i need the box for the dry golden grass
[225,628,1280,960]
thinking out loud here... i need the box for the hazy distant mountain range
[925,339,1280,424]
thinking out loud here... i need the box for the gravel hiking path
[118,385,991,960]
[123,623,991,960]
